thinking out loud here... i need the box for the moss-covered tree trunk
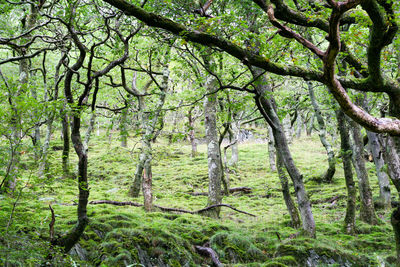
[203,55,222,218]
[187,107,198,158]
[276,153,301,229]
[129,54,169,204]
[336,109,356,234]
[367,131,391,210]
[350,121,378,225]
[252,67,315,237]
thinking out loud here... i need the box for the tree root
[195,245,223,267]
[88,200,256,217]
[187,186,252,196]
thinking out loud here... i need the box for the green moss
[210,231,265,263]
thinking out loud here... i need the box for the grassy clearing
[0,132,396,266]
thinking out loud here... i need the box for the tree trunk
[306,113,314,136]
[307,82,336,182]
[61,112,70,178]
[142,159,153,212]
[84,111,96,153]
[120,105,129,148]
[282,115,292,144]
[252,67,315,237]
[55,115,89,252]
[350,121,378,225]
[267,126,277,172]
[277,152,301,228]
[38,114,54,178]
[367,131,391,209]
[203,56,222,218]
[188,107,197,157]
[382,135,400,197]
[295,114,303,138]
[129,56,169,203]
[391,207,400,264]
[228,122,239,167]
[336,109,356,235]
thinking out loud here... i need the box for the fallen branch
[87,200,256,217]
[311,195,344,205]
[195,245,223,267]
[89,200,142,207]
[187,187,252,196]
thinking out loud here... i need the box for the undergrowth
[0,132,396,266]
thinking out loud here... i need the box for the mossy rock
[210,231,265,263]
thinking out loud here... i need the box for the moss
[263,261,288,267]
[273,256,298,266]
[210,232,265,263]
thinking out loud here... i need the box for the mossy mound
[81,221,200,266]
[210,231,266,263]
[274,238,375,266]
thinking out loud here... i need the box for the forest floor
[0,132,396,266]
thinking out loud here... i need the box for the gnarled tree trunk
[336,109,356,234]
[252,67,315,237]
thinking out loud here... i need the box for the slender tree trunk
[129,55,169,204]
[367,131,391,209]
[120,106,129,148]
[277,152,301,228]
[282,115,292,144]
[38,53,65,178]
[252,67,315,237]
[307,82,336,182]
[55,115,89,252]
[228,122,239,167]
[295,114,303,138]
[336,109,356,234]
[306,113,314,136]
[142,155,153,212]
[168,105,180,144]
[267,126,277,172]
[203,56,222,218]
[61,112,70,178]
[350,121,378,225]
[38,114,54,178]
[188,107,197,157]
[84,111,96,153]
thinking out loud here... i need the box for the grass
[0,131,396,266]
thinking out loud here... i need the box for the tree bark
[336,109,356,235]
[252,67,315,237]
[203,55,222,218]
[307,82,336,182]
[120,104,129,148]
[188,107,198,157]
[142,161,153,212]
[381,135,400,197]
[129,53,169,205]
[367,131,391,209]
[276,153,301,229]
[61,112,70,178]
[267,126,277,172]
[228,122,239,167]
[350,121,378,225]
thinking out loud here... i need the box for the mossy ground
[0,130,396,266]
